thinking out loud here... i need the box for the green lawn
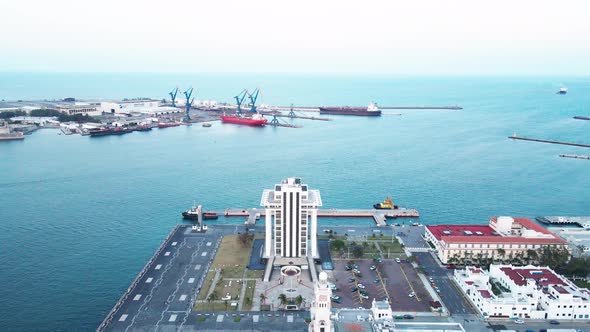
[242,280,257,311]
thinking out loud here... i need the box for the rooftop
[426,217,566,245]
[499,266,566,287]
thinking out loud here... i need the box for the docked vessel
[319,102,381,116]
[88,127,132,137]
[134,124,153,131]
[202,123,212,127]
[0,122,25,140]
[373,197,399,210]
[221,113,268,126]
[557,87,568,94]
[182,206,218,220]
[157,122,181,129]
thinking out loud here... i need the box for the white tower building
[309,272,333,332]
[260,177,322,261]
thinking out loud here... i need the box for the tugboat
[373,197,399,210]
[557,87,568,95]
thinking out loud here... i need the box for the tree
[278,293,288,307]
[352,246,364,258]
[539,246,570,271]
[224,300,229,310]
[330,239,346,252]
[295,295,303,306]
[259,292,267,305]
[526,249,539,263]
[208,290,218,310]
[497,248,506,261]
[362,241,369,248]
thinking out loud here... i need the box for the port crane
[184,87,195,121]
[169,87,179,107]
[234,89,248,115]
[247,88,260,113]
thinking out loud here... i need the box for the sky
[1,0,589,75]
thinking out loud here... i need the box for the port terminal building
[425,216,569,264]
[260,177,321,281]
[454,264,590,320]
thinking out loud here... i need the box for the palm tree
[497,248,506,262]
[278,293,288,308]
[259,292,267,305]
[208,291,218,310]
[295,295,303,307]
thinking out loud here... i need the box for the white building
[98,100,180,116]
[455,264,590,320]
[309,272,333,332]
[371,299,393,320]
[260,177,322,264]
[425,217,569,264]
[52,103,102,116]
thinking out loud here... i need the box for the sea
[0,73,589,331]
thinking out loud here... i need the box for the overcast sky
[1,0,589,75]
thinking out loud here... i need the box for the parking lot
[329,258,433,312]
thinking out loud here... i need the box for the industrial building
[455,264,590,320]
[98,100,180,116]
[425,217,569,264]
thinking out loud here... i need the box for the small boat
[373,197,399,210]
[203,212,218,220]
[202,123,212,128]
[134,125,153,131]
[557,87,567,95]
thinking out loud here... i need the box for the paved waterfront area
[100,225,241,332]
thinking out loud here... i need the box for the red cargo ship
[221,113,268,126]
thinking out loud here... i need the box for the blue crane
[184,87,195,121]
[234,89,248,115]
[169,87,179,107]
[247,88,260,113]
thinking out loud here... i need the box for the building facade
[309,272,332,332]
[261,177,322,260]
[425,217,569,264]
[455,264,590,320]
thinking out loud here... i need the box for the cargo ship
[157,122,181,129]
[221,113,268,126]
[88,127,132,137]
[373,197,399,210]
[319,102,381,116]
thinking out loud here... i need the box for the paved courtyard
[252,266,315,311]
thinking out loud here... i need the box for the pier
[536,216,590,228]
[260,111,331,121]
[559,154,590,160]
[573,116,590,121]
[508,135,590,148]
[210,208,419,226]
[268,105,462,111]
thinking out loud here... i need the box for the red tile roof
[553,285,570,295]
[426,217,566,245]
[499,267,566,287]
[478,290,493,298]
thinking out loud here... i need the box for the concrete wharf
[508,135,590,148]
[536,216,590,228]
[260,111,331,121]
[269,105,462,111]
[559,154,590,160]
[573,116,590,121]
[210,208,419,226]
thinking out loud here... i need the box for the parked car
[351,287,358,292]
[370,265,376,270]
[357,284,366,289]
[395,258,401,263]
[360,294,369,299]
[373,278,380,284]
[514,319,524,324]
[345,265,352,271]
[353,269,361,274]
[408,292,415,298]
[332,298,341,304]
[549,320,560,325]
[403,314,414,319]
[348,277,356,283]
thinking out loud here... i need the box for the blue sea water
[0,73,589,331]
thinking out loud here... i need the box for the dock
[210,208,419,226]
[268,105,462,111]
[508,135,590,148]
[559,154,590,160]
[260,111,331,121]
[573,116,590,121]
[536,216,590,228]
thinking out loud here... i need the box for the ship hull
[319,108,381,116]
[221,115,267,126]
